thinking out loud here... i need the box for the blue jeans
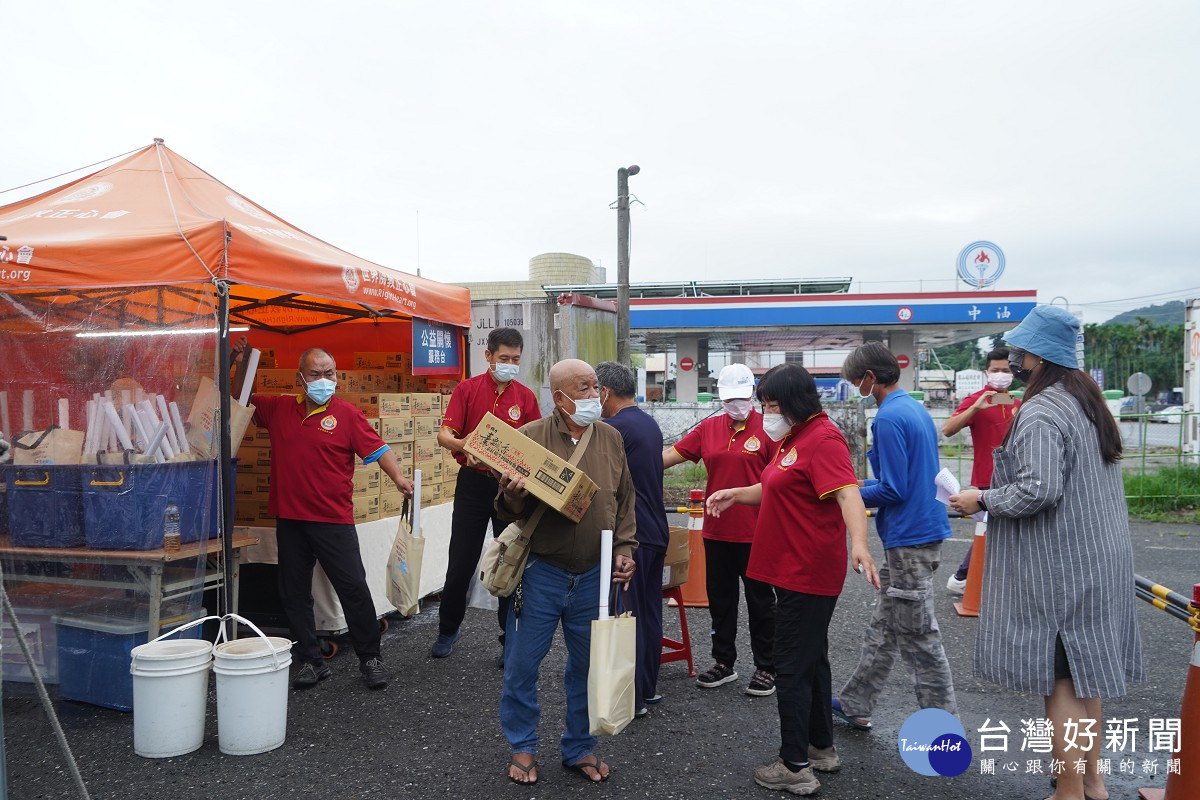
[500,557,600,764]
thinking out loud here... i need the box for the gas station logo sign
[957,241,1005,288]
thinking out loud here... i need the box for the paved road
[3,516,1195,799]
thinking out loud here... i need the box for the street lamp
[616,164,640,365]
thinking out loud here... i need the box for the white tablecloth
[237,502,457,633]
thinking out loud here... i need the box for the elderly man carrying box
[495,358,638,786]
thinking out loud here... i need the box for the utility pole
[616,164,639,365]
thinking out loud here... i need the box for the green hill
[1104,301,1185,326]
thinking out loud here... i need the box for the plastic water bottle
[163,501,181,553]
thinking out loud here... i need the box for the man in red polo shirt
[940,347,1020,593]
[248,346,413,691]
[663,363,778,696]
[433,327,541,660]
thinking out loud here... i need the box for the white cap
[717,363,755,401]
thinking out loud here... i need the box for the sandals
[507,756,538,785]
[831,696,873,730]
[565,754,611,782]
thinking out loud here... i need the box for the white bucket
[212,615,292,756]
[130,616,217,759]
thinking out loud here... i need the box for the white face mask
[723,398,753,421]
[856,376,877,408]
[986,372,1013,390]
[492,363,519,383]
[762,413,792,442]
[560,392,602,427]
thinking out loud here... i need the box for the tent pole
[216,281,236,625]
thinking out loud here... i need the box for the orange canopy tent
[0,140,470,608]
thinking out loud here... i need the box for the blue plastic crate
[55,602,205,711]
[7,465,86,548]
[0,465,10,536]
[81,460,235,551]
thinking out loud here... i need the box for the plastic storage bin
[80,460,234,550]
[1,585,122,684]
[0,465,10,536]
[55,602,205,711]
[6,465,86,548]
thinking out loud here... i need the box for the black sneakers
[292,660,332,689]
[695,662,739,688]
[360,657,388,690]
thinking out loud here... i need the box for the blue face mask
[305,378,336,405]
[492,363,519,383]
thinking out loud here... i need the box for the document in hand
[934,467,987,522]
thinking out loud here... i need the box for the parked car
[1149,406,1185,424]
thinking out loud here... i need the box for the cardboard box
[440,477,456,501]
[353,352,412,370]
[662,526,691,589]
[380,468,412,493]
[339,392,382,417]
[353,494,380,523]
[234,499,274,527]
[365,417,381,436]
[236,445,272,473]
[389,441,415,462]
[240,425,272,447]
[336,370,388,393]
[381,417,415,443]
[378,393,412,418]
[409,393,442,416]
[255,369,299,392]
[234,472,271,497]
[442,456,462,479]
[413,414,441,439]
[352,464,381,496]
[413,458,443,483]
[413,436,440,463]
[463,412,598,523]
[379,490,408,518]
[419,482,441,506]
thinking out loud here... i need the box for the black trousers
[774,588,838,764]
[276,518,379,665]
[704,538,777,670]
[439,467,510,637]
[627,545,666,703]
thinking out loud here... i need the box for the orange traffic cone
[1139,583,1200,800]
[953,521,988,617]
[679,488,710,608]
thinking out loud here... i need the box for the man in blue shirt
[831,343,956,731]
[597,361,669,717]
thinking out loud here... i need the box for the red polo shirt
[252,394,388,524]
[746,412,859,596]
[951,389,1020,488]
[441,371,541,471]
[673,410,774,542]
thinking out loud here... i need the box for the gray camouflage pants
[838,542,957,717]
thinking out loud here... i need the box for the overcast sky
[4,1,1197,323]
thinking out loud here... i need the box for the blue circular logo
[897,708,972,777]
[957,241,1005,288]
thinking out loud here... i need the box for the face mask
[723,398,753,421]
[560,392,602,427]
[492,363,519,383]
[762,413,792,442]
[305,378,336,405]
[986,372,1013,390]
[1008,351,1032,382]
[856,376,877,408]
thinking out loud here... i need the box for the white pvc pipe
[598,529,613,619]
[169,402,189,456]
[58,398,69,430]
[412,469,422,539]
[155,395,181,453]
[84,400,97,454]
[0,391,10,438]
[138,407,172,460]
[238,348,261,407]
[102,401,134,451]
[22,389,33,432]
[145,422,170,464]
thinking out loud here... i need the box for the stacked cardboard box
[234,424,274,527]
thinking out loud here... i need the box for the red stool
[660,586,695,677]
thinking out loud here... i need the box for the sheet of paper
[934,468,986,522]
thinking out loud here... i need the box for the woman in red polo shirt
[707,363,879,796]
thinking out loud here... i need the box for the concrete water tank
[529,253,601,285]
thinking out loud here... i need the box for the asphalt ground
[2,515,1196,799]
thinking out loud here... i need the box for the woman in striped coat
[951,305,1143,800]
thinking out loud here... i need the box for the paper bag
[13,427,85,465]
[386,498,424,617]
[186,376,255,458]
[588,610,637,736]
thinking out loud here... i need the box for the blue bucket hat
[1004,305,1081,369]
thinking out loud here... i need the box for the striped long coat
[975,383,1144,698]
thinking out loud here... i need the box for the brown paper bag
[186,376,255,458]
[13,427,85,465]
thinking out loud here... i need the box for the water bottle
[163,501,182,553]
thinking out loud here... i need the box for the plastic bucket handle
[130,614,221,670]
[215,612,289,672]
